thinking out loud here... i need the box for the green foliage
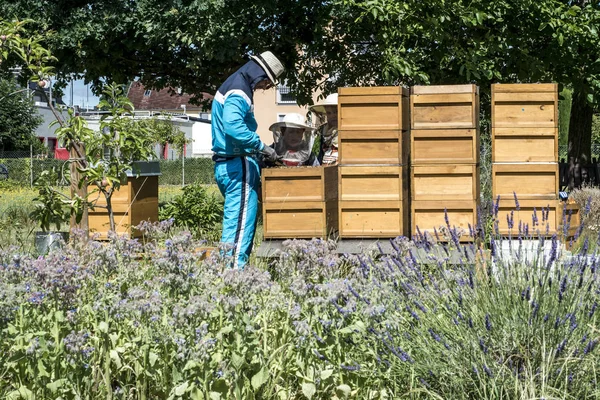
[138,117,189,157]
[159,183,223,243]
[29,169,72,232]
[54,83,156,232]
[0,78,43,151]
[593,114,600,144]
[559,88,573,147]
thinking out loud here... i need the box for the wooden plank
[338,86,409,96]
[262,166,337,203]
[411,87,479,129]
[411,84,477,95]
[262,200,337,239]
[492,163,558,199]
[411,164,479,201]
[339,165,408,201]
[494,198,558,236]
[411,200,478,241]
[338,130,409,165]
[338,200,409,238]
[411,129,479,164]
[492,128,558,163]
[492,83,558,93]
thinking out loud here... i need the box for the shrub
[158,182,223,243]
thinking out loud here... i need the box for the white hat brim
[269,121,313,131]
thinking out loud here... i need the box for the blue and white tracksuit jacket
[211,60,268,268]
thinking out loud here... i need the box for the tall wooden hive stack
[337,87,410,238]
[491,84,559,235]
[410,85,480,240]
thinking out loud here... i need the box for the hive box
[411,200,478,241]
[261,166,338,239]
[492,163,558,200]
[494,199,559,236]
[338,165,408,202]
[411,85,479,130]
[338,86,410,131]
[411,129,479,164]
[338,200,409,238]
[492,127,558,163]
[411,164,480,201]
[492,83,558,128]
[338,130,410,165]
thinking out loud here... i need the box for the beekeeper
[309,93,338,165]
[211,51,284,269]
[267,113,319,167]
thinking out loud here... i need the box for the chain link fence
[558,143,600,160]
[0,148,215,187]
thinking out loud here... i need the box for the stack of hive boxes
[410,85,480,240]
[337,87,411,238]
[491,84,560,235]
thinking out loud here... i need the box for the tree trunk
[70,143,89,235]
[567,89,593,190]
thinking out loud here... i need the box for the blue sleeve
[223,94,264,151]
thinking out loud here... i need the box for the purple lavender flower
[584,339,598,355]
[485,314,492,331]
[513,191,520,211]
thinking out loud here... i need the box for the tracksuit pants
[214,156,260,269]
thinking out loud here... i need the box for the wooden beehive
[88,176,159,239]
[411,129,479,164]
[338,86,410,131]
[338,166,408,201]
[411,85,479,130]
[411,164,479,201]
[492,127,558,163]
[338,200,409,238]
[262,166,338,239]
[492,163,558,200]
[411,200,478,241]
[491,83,558,128]
[494,199,559,236]
[338,130,410,165]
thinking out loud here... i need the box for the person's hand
[261,145,281,163]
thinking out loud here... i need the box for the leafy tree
[138,117,189,159]
[0,77,43,151]
[2,1,599,187]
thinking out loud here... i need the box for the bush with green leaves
[159,183,224,243]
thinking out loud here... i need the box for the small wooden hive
[88,164,160,239]
[494,198,559,236]
[491,83,558,129]
[262,166,338,239]
[411,200,478,241]
[411,85,479,130]
[492,163,558,200]
[338,130,410,165]
[338,86,410,131]
[411,164,480,201]
[338,200,409,238]
[338,165,409,238]
[411,129,479,164]
[492,127,558,163]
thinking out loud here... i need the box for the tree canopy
[2,0,599,184]
[0,77,43,151]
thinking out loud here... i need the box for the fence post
[182,150,185,187]
[30,144,33,187]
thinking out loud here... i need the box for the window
[143,89,152,96]
[276,83,296,104]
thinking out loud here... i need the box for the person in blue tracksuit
[211,51,284,268]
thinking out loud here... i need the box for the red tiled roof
[127,82,212,111]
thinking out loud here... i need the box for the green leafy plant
[29,169,74,232]
[158,183,223,243]
[54,83,156,232]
